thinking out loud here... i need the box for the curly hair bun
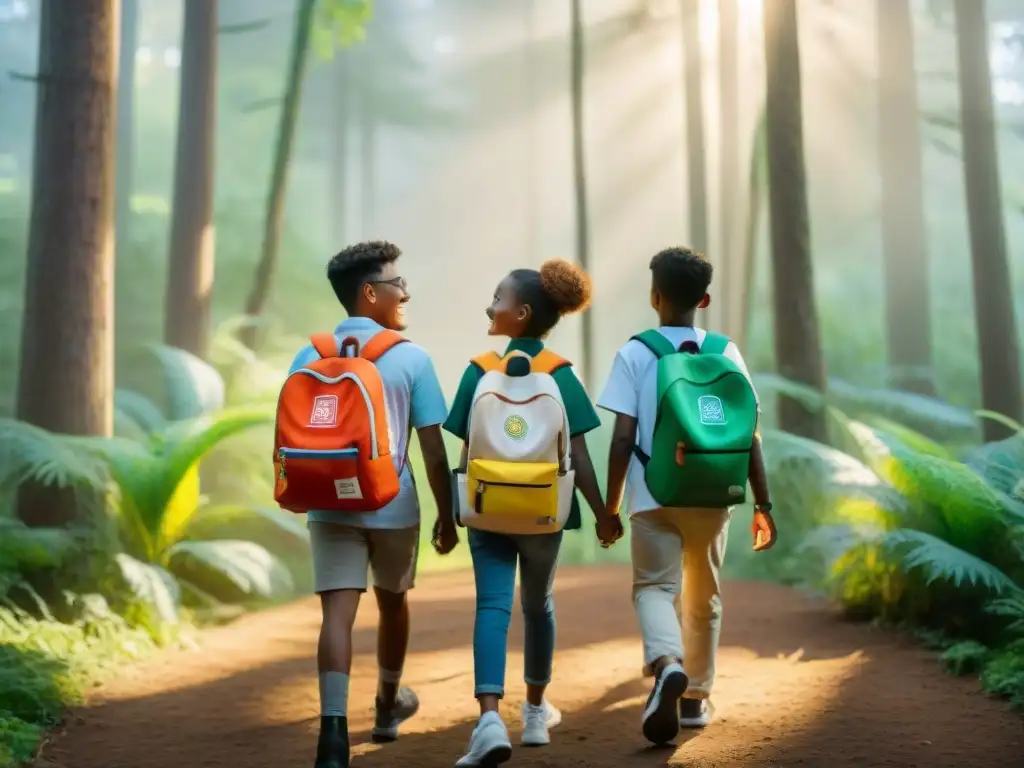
[539,259,593,315]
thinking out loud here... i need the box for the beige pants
[631,507,731,700]
[308,521,420,594]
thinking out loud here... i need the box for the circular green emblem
[504,415,528,441]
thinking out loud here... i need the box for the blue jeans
[469,529,564,698]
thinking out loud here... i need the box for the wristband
[754,502,773,513]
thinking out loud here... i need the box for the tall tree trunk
[359,46,377,238]
[571,0,596,563]
[330,52,350,247]
[164,0,218,358]
[115,0,138,257]
[878,0,934,395]
[681,0,708,255]
[16,0,119,527]
[739,105,767,349]
[953,0,1023,441]
[241,0,315,349]
[718,0,740,339]
[763,0,827,441]
[570,0,594,389]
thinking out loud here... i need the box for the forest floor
[38,565,1024,768]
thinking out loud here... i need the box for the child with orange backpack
[443,259,623,767]
[274,241,459,768]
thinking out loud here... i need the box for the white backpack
[454,348,576,534]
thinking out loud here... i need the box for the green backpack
[631,330,759,508]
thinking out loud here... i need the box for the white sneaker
[371,686,420,743]
[454,711,512,767]
[678,697,712,728]
[520,699,562,747]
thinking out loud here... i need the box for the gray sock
[320,671,350,717]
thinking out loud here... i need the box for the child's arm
[748,424,777,551]
[606,412,637,516]
[417,424,453,524]
[748,430,770,507]
[570,435,605,518]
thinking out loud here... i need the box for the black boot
[314,716,350,768]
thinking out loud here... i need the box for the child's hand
[597,513,624,548]
[432,517,459,555]
[752,507,777,552]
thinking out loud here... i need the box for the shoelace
[523,704,547,728]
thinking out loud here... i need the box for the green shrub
[979,642,1024,711]
[940,641,990,676]
[0,588,164,766]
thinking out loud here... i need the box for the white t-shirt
[595,326,759,516]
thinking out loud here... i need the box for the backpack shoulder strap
[700,332,730,355]
[362,330,409,363]
[529,348,571,375]
[630,329,676,359]
[310,332,339,359]
[470,351,503,374]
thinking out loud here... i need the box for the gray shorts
[308,521,420,594]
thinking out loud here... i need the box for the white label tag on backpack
[334,477,363,500]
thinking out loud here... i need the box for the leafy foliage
[313,0,374,55]
[0,589,164,765]
[750,380,1024,707]
[940,640,990,675]
[753,373,980,443]
[979,643,1024,711]
[0,340,306,626]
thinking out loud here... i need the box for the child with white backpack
[443,259,622,767]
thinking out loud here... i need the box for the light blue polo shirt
[287,317,448,529]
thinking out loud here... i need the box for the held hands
[752,506,777,552]
[596,511,624,548]
[432,516,459,555]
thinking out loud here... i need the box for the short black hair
[326,240,401,313]
[650,247,713,311]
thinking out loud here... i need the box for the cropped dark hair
[510,259,593,338]
[326,240,401,313]
[649,247,713,311]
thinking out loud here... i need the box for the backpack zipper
[278,446,359,479]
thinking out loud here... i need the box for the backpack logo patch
[504,414,528,441]
[310,395,338,427]
[698,395,727,425]
[334,477,363,500]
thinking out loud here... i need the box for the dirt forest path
[40,565,1023,768]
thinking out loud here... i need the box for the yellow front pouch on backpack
[466,459,560,520]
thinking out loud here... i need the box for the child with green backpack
[596,247,777,746]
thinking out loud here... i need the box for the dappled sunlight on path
[41,567,1023,768]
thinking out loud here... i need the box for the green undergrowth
[0,589,184,767]
[936,637,1024,711]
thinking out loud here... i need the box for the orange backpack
[274,330,406,513]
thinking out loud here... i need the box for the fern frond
[985,591,1024,634]
[0,418,110,493]
[964,433,1024,519]
[884,529,1019,594]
